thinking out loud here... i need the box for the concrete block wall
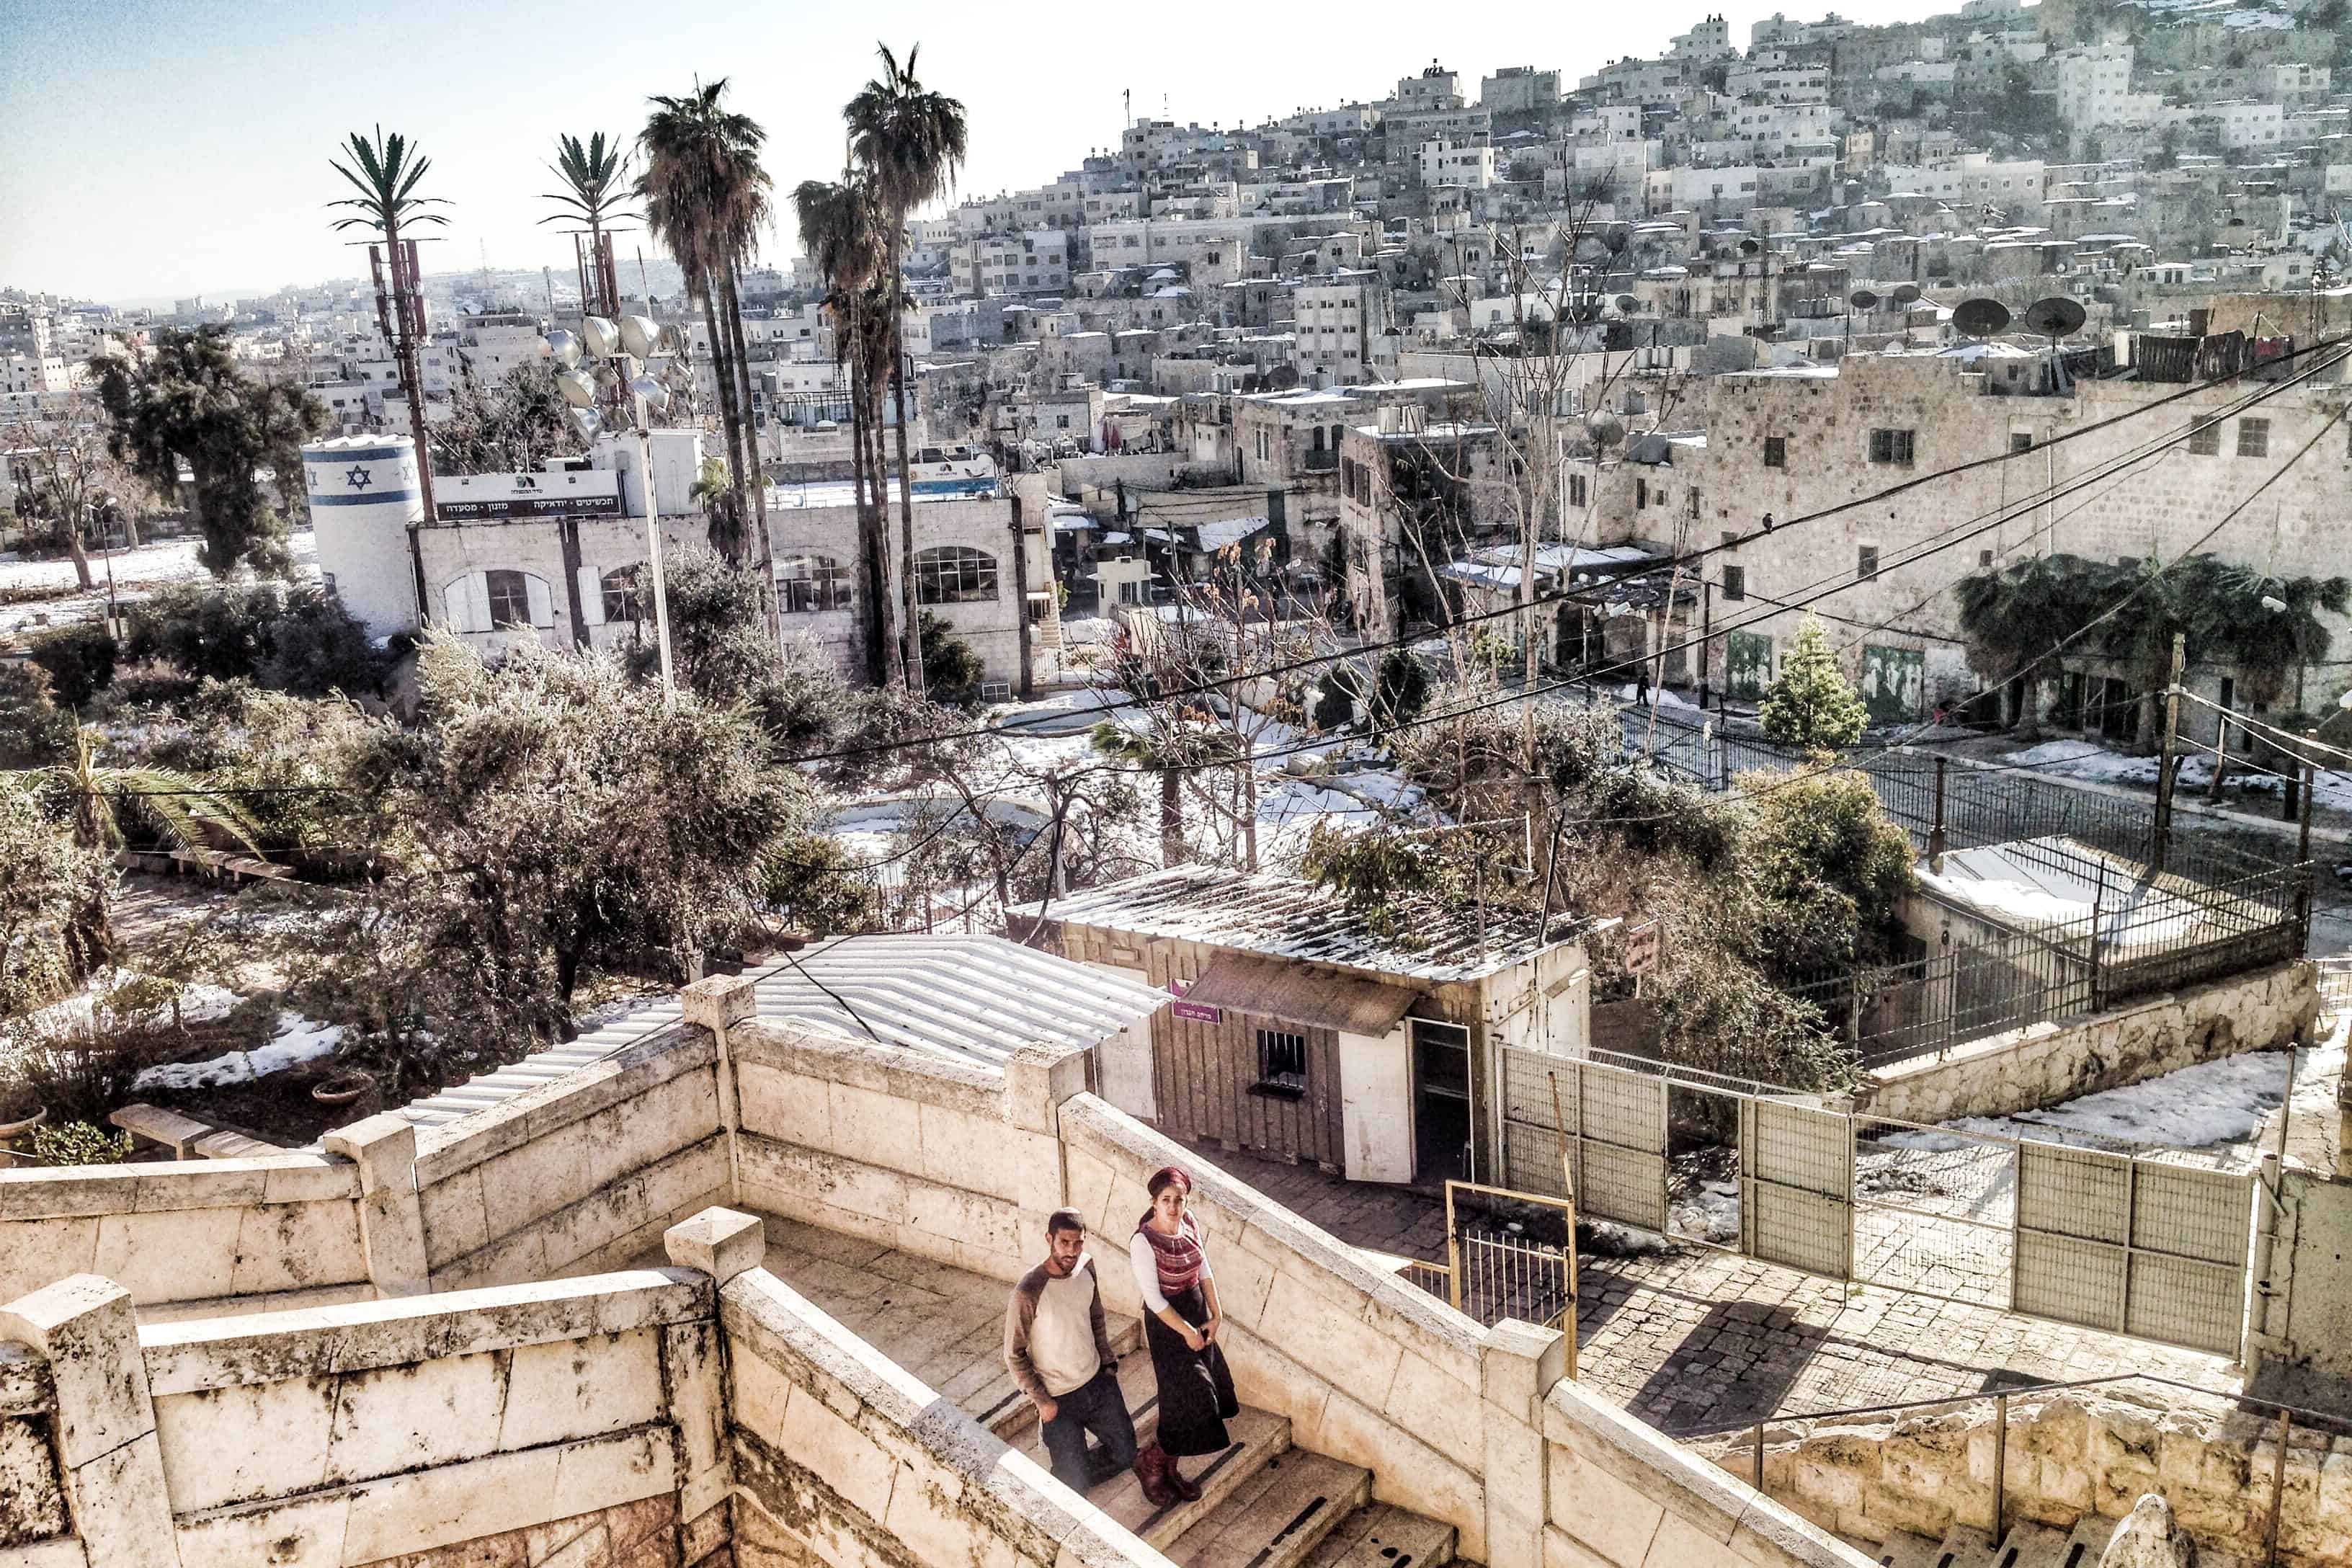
[728,1017,1070,1286]
[0,1263,729,1568]
[721,1242,1170,1568]
[1856,960,2319,1126]
[1693,1386,2352,1568]
[412,1024,729,1290]
[0,1156,371,1315]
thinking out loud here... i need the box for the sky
[1,0,1943,306]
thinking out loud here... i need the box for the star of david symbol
[344,466,373,490]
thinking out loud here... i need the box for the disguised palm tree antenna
[329,125,448,582]
[794,175,898,686]
[638,80,776,621]
[847,42,969,699]
[541,132,638,318]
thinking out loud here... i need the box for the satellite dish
[580,316,622,359]
[1616,295,1640,316]
[1952,298,2012,338]
[1740,238,1761,255]
[556,369,597,409]
[1892,283,1923,306]
[2023,296,2088,338]
[545,329,582,369]
[631,375,669,413]
[1585,410,1624,447]
[618,315,662,359]
[1850,289,1880,311]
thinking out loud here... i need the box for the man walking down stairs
[995,1229,1459,1568]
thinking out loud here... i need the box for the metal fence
[1394,1181,1580,1358]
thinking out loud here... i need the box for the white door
[1339,1028,1413,1184]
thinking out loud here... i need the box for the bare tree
[4,395,149,592]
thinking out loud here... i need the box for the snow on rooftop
[1015,865,1583,984]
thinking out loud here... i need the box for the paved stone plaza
[1190,1144,2240,1438]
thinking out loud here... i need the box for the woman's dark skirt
[1141,1282,1238,1458]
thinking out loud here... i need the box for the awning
[1182,953,1420,1037]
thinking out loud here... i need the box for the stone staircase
[984,1329,1461,1568]
[1871,1515,2120,1568]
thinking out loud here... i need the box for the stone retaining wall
[1691,1384,2352,1568]
[1855,961,2319,1126]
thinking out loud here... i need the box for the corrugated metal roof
[1185,953,1420,1035]
[391,935,1163,1129]
[1015,866,1577,985]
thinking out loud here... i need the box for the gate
[1501,1050,1667,1233]
[1739,1100,1852,1280]
[2013,1143,2253,1356]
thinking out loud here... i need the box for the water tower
[302,433,424,638]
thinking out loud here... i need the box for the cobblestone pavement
[1188,1142,2242,1438]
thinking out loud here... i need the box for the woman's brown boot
[1134,1443,1180,1508]
[1168,1458,1203,1502]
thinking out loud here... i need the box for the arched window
[485,569,531,628]
[914,545,999,605]
[777,554,852,613]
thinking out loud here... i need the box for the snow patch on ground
[130,1012,344,1092]
[0,530,321,636]
[2003,739,2352,814]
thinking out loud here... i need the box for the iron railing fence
[1778,863,2309,1066]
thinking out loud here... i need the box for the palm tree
[540,132,637,317]
[329,128,447,524]
[19,727,264,975]
[1954,553,2116,739]
[1092,721,1191,868]
[687,453,744,558]
[847,43,968,700]
[794,177,898,686]
[638,81,774,604]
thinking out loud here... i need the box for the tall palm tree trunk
[849,355,892,685]
[889,296,926,698]
[699,281,748,561]
[719,263,778,631]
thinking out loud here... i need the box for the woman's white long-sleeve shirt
[1129,1229,1214,1314]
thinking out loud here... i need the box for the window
[1634,477,1649,509]
[2236,417,2269,458]
[1858,545,1881,579]
[600,568,640,623]
[1763,435,1786,468]
[1255,1028,1308,1096]
[2010,432,2034,453]
[2188,421,2221,455]
[1567,473,1587,509]
[1720,565,1746,601]
[1687,488,1701,520]
[1979,550,1995,568]
[777,555,852,613]
[914,545,999,604]
[485,569,531,628]
[1868,428,1915,466]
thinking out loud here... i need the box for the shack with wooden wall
[1012,866,1592,1187]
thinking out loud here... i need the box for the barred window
[1858,545,1881,579]
[1763,435,1787,468]
[1255,1028,1308,1095]
[1720,565,1746,601]
[777,554,852,613]
[486,569,531,629]
[1868,428,1915,466]
[914,545,999,604]
[600,568,640,623]
[2236,417,2269,458]
[2187,421,2221,455]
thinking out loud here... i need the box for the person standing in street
[1004,1208,1138,1494]
[1128,1164,1237,1508]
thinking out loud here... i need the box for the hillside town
[5,4,2352,1568]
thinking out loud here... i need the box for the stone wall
[728,1015,1070,1286]
[413,1023,729,1290]
[1692,1384,2352,1568]
[0,1154,370,1316]
[0,1260,730,1568]
[1854,960,2317,1126]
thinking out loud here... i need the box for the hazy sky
[1,0,1941,305]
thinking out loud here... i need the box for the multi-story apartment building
[1481,66,1561,115]
[1421,140,1498,190]
[953,231,1071,298]
[1293,275,1399,386]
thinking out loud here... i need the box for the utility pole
[2152,631,2185,873]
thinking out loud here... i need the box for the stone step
[1164,1449,1371,1568]
[1088,1405,1293,1551]
[1987,1521,2073,1568]
[1296,1503,1457,1568]
[1932,1523,1997,1567]
[1871,1529,1947,1568]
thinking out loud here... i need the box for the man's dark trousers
[1039,1363,1136,1492]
